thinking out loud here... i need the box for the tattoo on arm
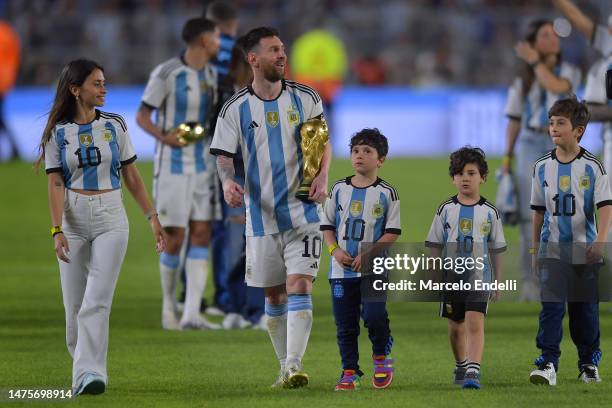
[216,156,235,185]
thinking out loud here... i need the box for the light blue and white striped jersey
[530,148,612,262]
[591,24,611,57]
[505,62,581,130]
[321,177,401,279]
[210,80,324,236]
[584,27,612,146]
[141,56,218,176]
[44,110,136,190]
[426,196,507,282]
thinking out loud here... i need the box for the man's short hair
[449,146,488,179]
[182,18,216,44]
[242,27,279,53]
[206,1,237,23]
[349,128,389,158]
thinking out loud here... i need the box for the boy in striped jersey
[321,128,401,390]
[529,97,612,385]
[136,18,221,330]
[426,147,507,390]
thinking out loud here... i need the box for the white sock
[159,252,180,313]
[286,294,313,368]
[182,246,208,322]
[265,301,288,371]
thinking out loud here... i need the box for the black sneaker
[454,367,466,385]
[578,364,601,383]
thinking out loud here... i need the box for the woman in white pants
[35,59,165,396]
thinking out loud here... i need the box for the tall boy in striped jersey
[426,147,506,390]
[210,27,332,388]
[529,97,612,385]
[136,18,221,330]
[321,129,401,390]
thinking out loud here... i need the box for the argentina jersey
[211,80,324,236]
[426,196,506,283]
[141,56,218,176]
[584,52,612,152]
[44,110,136,190]
[321,177,401,279]
[505,61,581,130]
[530,148,612,262]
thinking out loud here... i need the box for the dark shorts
[439,298,488,322]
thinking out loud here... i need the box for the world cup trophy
[176,122,206,146]
[296,118,329,202]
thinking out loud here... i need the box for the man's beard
[262,62,284,82]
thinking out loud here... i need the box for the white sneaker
[205,305,225,317]
[252,315,268,331]
[579,364,602,383]
[222,313,252,329]
[162,310,180,330]
[530,362,557,385]
[179,316,221,330]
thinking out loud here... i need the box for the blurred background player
[426,147,506,390]
[321,128,401,391]
[205,0,242,320]
[39,59,164,395]
[219,35,266,330]
[553,0,612,177]
[529,97,611,385]
[136,18,221,330]
[501,19,581,301]
[210,27,331,388]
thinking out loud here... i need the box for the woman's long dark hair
[518,19,557,97]
[35,59,104,171]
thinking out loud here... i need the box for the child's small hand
[586,241,605,264]
[333,248,354,267]
[491,289,501,302]
[351,254,362,273]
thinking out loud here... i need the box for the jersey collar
[452,195,486,207]
[551,147,585,164]
[69,109,101,125]
[247,79,287,102]
[345,176,381,189]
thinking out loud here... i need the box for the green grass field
[1,158,611,407]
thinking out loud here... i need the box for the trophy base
[296,185,313,203]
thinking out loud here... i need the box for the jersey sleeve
[320,184,338,231]
[584,58,609,104]
[425,212,445,248]
[44,129,62,174]
[504,77,523,120]
[488,211,507,253]
[559,62,581,91]
[592,24,612,56]
[116,117,137,165]
[210,108,240,157]
[595,168,612,208]
[530,163,546,211]
[141,65,168,109]
[384,195,401,235]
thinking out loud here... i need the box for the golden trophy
[176,122,206,146]
[296,118,329,202]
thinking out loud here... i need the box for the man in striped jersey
[210,27,332,388]
[529,97,612,385]
[136,18,221,330]
[426,147,506,390]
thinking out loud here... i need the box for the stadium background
[1,0,612,406]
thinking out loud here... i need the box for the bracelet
[145,210,158,220]
[528,247,537,254]
[502,155,512,167]
[328,243,339,255]
[50,225,63,237]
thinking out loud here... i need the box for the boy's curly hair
[449,146,488,179]
[349,128,389,158]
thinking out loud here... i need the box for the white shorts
[153,171,221,228]
[245,223,322,288]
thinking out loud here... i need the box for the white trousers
[58,189,129,388]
